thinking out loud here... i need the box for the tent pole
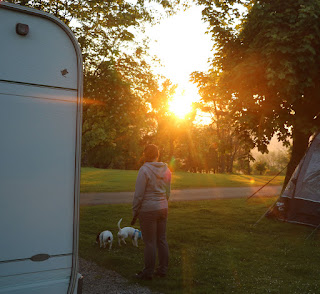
[305,223,320,240]
[253,197,280,227]
[246,165,287,201]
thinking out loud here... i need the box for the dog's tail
[117,218,122,230]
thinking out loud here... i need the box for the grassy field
[80,167,284,193]
[79,197,320,294]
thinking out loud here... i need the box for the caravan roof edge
[0,2,83,69]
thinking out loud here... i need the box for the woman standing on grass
[131,144,171,280]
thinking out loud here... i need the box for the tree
[197,0,320,185]
[253,149,289,175]
[191,71,255,174]
[253,161,267,175]
[145,80,179,162]
[81,59,156,168]
[9,0,180,169]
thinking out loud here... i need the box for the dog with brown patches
[96,230,113,250]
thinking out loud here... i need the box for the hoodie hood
[143,162,169,179]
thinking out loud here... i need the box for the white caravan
[0,2,83,293]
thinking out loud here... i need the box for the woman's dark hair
[143,144,159,162]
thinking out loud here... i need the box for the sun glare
[169,96,192,119]
[168,88,194,119]
[168,85,213,125]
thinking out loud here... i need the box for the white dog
[96,230,113,250]
[117,218,142,247]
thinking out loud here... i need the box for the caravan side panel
[0,3,82,294]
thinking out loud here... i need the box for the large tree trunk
[283,128,311,189]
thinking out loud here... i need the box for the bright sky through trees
[145,5,214,122]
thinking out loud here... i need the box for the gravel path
[79,257,160,294]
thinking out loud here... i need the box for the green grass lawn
[79,197,320,294]
[80,167,284,193]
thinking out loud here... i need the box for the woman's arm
[132,167,147,223]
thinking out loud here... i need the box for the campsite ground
[80,185,282,205]
[79,196,320,294]
[80,167,284,193]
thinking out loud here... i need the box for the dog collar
[134,229,142,239]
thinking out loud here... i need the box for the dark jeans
[138,208,169,277]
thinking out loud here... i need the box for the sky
[146,5,213,86]
[144,4,214,122]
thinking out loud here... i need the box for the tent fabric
[269,133,320,227]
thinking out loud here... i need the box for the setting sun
[167,85,212,124]
[168,87,195,119]
[169,96,192,119]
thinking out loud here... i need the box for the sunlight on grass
[80,168,284,193]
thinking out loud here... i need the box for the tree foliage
[9,0,181,169]
[196,0,320,183]
[254,149,289,175]
[82,58,156,169]
[192,70,255,174]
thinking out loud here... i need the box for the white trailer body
[0,2,82,293]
